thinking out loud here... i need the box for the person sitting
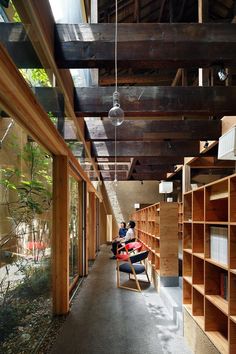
[110,220,136,259]
[118,221,127,238]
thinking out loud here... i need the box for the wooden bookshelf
[183,174,236,354]
[132,202,178,284]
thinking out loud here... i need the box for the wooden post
[79,180,88,276]
[88,192,96,260]
[52,155,69,315]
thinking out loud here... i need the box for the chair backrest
[125,241,142,252]
[130,250,149,264]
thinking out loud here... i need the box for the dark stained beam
[0,23,42,68]
[131,173,167,180]
[1,87,65,117]
[92,141,200,157]
[85,119,221,141]
[74,86,236,116]
[99,74,169,86]
[33,87,64,115]
[133,165,175,173]
[55,23,236,69]
[190,157,235,168]
[137,157,184,165]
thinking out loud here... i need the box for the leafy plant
[0,305,20,341]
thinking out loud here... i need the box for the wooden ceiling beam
[0,23,42,68]
[131,173,167,180]
[133,165,175,173]
[55,23,236,69]
[99,74,169,86]
[74,86,236,116]
[137,157,184,165]
[92,141,200,157]
[85,119,221,141]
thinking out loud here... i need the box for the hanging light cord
[115,0,118,93]
[115,124,117,182]
[114,0,118,183]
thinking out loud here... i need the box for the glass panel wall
[69,175,79,285]
[0,118,53,352]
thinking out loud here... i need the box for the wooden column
[52,155,69,315]
[78,180,88,276]
[88,192,96,260]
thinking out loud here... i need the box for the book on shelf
[220,273,228,300]
[210,226,228,266]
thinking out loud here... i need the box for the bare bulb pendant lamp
[108,0,124,127]
[108,0,124,186]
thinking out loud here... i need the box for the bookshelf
[183,174,236,354]
[132,202,179,286]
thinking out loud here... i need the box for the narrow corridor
[52,245,192,354]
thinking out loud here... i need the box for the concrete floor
[51,245,192,354]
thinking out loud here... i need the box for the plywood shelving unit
[132,202,179,283]
[183,174,236,354]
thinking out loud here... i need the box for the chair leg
[117,260,120,288]
[130,264,141,292]
[145,269,150,283]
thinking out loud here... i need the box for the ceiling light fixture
[218,67,228,82]
[108,0,124,127]
[108,0,124,186]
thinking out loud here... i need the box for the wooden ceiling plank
[55,23,236,69]
[92,141,200,157]
[85,119,221,141]
[74,86,236,116]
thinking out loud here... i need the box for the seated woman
[110,220,136,259]
[118,221,127,238]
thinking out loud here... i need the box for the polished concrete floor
[51,245,192,354]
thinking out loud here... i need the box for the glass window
[0,118,52,352]
[69,175,79,285]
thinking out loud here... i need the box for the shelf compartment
[205,181,228,222]
[230,176,236,222]
[229,319,236,354]
[193,189,204,221]
[192,223,204,253]
[193,255,204,285]
[184,192,192,222]
[183,223,192,249]
[183,251,192,277]
[205,257,228,271]
[230,226,236,269]
[205,224,228,267]
[205,298,228,354]
[205,262,228,306]
[192,287,204,316]
[205,295,228,316]
[206,331,228,354]
[183,278,192,304]
[230,273,236,316]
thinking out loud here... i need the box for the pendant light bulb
[108,91,124,126]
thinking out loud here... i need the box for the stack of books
[210,226,228,265]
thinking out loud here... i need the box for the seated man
[110,220,136,259]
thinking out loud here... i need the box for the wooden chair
[116,241,143,261]
[116,250,150,292]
